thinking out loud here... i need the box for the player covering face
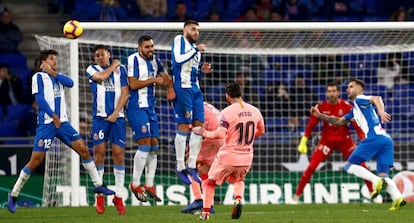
[7,50,115,214]
[87,45,129,214]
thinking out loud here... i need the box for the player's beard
[142,52,154,60]
[186,33,197,43]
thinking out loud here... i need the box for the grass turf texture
[1,203,412,223]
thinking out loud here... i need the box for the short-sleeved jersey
[127,52,165,108]
[171,34,201,89]
[304,99,356,140]
[86,64,128,118]
[217,101,265,166]
[344,95,387,138]
[32,71,69,125]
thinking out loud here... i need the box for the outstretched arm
[311,106,349,126]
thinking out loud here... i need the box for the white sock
[113,164,125,196]
[384,177,403,200]
[346,164,381,183]
[132,148,149,187]
[97,165,104,181]
[188,133,203,169]
[174,132,187,171]
[145,151,158,187]
[82,158,102,187]
[11,167,32,197]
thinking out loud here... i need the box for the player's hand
[192,126,205,136]
[378,111,391,123]
[153,76,165,85]
[111,59,121,68]
[105,113,117,123]
[52,114,61,128]
[310,105,321,118]
[201,63,212,74]
[297,136,308,154]
[197,44,206,52]
[41,62,57,77]
[166,87,176,101]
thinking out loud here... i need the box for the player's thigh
[56,122,82,146]
[173,88,193,124]
[148,108,160,138]
[228,166,250,184]
[91,118,110,146]
[33,123,57,152]
[310,142,334,163]
[109,118,126,148]
[336,138,356,159]
[208,160,229,186]
[347,138,379,164]
[192,89,204,123]
[375,136,394,171]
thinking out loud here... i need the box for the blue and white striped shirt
[32,72,70,125]
[171,34,202,89]
[127,52,165,108]
[344,95,387,138]
[86,64,128,118]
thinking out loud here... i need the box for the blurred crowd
[47,0,414,22]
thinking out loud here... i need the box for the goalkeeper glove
[297,136,308,154]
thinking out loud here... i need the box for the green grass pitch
[1,203,412,223]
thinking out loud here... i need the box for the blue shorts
[127,107,159,140]
[91,117,126,148]
[348,134,394,173]
[33,122,81,152]
[173,87,204,124]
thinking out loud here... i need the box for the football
[393,170,414,203]
[63,20,83,39]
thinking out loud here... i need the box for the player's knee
[376,165,390,176]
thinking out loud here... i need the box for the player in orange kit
[192,83,265,220]
[181,102,224,214]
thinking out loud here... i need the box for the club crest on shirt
[38,139,44,148]
[338,109,344,116]
[141,125,147,133]
[93,133,99,141]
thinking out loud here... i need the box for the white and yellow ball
[63,20,83,39]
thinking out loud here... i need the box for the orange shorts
[197,138,223,167]
[208,156,251,186]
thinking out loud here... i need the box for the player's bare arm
[52,113,61,128]
[91,59,121,83]
[106,85,129,123]
[128,76,164,90]
[159,72,176,101]
[311,106,349,126]
[370,96,391,123]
